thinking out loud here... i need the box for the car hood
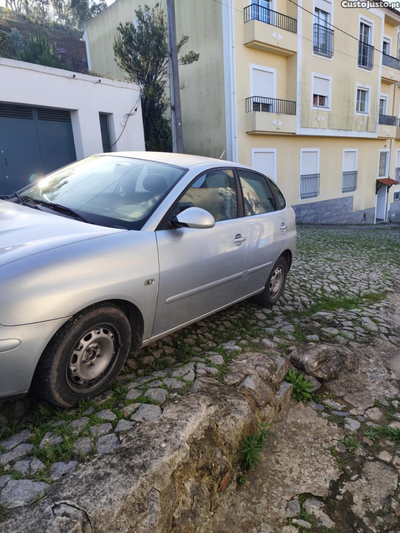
[0,200,124,267]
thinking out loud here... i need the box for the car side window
[178,169,237,221]
[269,180,286,210]
[237,169,276,216]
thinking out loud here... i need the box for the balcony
[381,53,400,83]
[244,4,297,57]
[313,24,334,58]
[358,41,374,70]
[341,171,357,193]
[300,174,320,200]
[378,114,397,138]
[245,96,296,134]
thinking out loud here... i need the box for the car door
[152,168,247,337]
[236,168,288,296]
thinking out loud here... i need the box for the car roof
[102,151,244,169]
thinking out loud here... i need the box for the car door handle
[233,234,246,246]
[280,223,287,232]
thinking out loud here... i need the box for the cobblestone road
[1,224,400,527]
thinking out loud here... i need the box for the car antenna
[219,151,225,159]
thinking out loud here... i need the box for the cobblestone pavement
[1,224,400,529]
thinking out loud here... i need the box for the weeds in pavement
[342,436,360,452]
[239,423,270,471]
[285,370,314,402]
[364,425,400,444]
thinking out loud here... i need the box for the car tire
[33,303,132,407]
[252,256,288,308]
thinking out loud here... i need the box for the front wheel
[33,303,132,407]
[252,256,288,308]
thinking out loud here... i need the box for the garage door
[0,103,76,195]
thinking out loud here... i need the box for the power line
[288,0,387,56]
[210,0,398,74]
[110,61,152,149]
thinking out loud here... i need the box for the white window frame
[250,64,277,99]
[378,149,390,178]
[394,191,400,202]
[383,35,391,56]
[252,148,277,182]
[299,148,320,201]
[312,0,334,61]
[311,73,332,111]
[379,93,388,116]
[359,15,374,45]
[358,15,374,71]
[355,83,371,115]
[341,149,358,194]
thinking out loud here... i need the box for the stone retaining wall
[292,196,375,225]
[0,353,292,533]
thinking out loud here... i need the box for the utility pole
[166,0,184,153]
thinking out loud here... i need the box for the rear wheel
[33,303,131,407]
[252,256,288,308]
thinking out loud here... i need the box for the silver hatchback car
[0,152,296,407]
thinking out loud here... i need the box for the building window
[99,113,112,153]
[313,7,334,57]
[358,20,374,69]
[250,0,272,24]
[342,150,357,193]
[300,149,320,200]
[251,65,276,112]
[394,191,400,201]
[379,151,389,178]
[379,96,387,115]
[312,75,330,109]
[383,37,391,56]
[356,87,369,114]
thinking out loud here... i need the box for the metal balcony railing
[382,53,400,71]
[379,114,397,126]
[358,41,374,69]
[245,96,296,115]
[395,167,400,183]
[244,4,297,33]
[300,174,320,199]
[342,171,358,193]
[313,24,334,58]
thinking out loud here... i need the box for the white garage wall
[0,58,145,160]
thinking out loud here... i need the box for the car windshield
[21,155,187,230]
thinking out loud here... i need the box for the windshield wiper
[7,191,40,208]
[26,198,94,224]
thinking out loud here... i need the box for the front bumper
[0,318,69,400]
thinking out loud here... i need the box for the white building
[0,58,145,194]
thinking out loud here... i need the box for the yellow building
[85,0,400,224]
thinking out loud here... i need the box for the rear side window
[237,169,276,216]
[269,180,286,210]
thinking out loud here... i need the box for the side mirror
[170,207,215,229]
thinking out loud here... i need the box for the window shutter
[343,151,357,172]
[301,151,319,175]
[315,0,332,13]
[314,76,329,97]
[253,151,276,181]
[252,68,274,98]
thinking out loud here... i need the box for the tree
[90,0,106,17]
[18,27,68,68]
[113,4,199,152]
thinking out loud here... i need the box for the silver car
[0,153,296,407]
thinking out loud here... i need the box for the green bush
[18,27,68,68]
